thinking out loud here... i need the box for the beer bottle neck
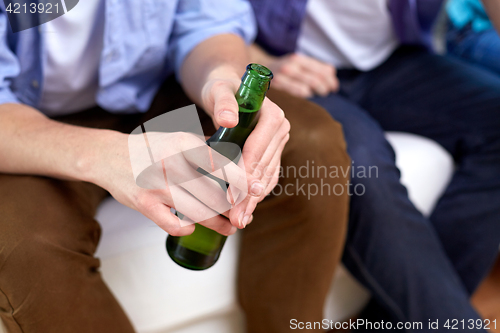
[236,64,273,113]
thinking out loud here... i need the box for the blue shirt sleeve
[0,9,21,105]
[168,0,257,80]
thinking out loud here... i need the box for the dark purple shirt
[249,0,444,56]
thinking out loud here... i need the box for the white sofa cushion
[95,208,242,333]
[385,132,454,216]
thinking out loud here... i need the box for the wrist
[205,65,242,87]
[249,44,277,68]
[76,129,125,186]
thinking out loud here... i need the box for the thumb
[212,82,239,128]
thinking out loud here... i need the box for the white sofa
[0,132,454,333]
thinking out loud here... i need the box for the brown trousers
[0,78,350,333]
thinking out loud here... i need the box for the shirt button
[31,80,39,89]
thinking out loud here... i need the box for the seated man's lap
[0,77,352,333]
[341,46,500,155]
[307,49,500,321]
[238,87,351,332]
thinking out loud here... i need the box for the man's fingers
[179,169,232,215]
[263,135,288,195]
[198,215,237,236]
[157,131,266,229]
[167,185,225,224]
[162,182,244,232]
[282,58,330,96]
[281,58,323,92]
[242,98,287,172]
[238,152,283,228]
[228,194,252,228]
[273,74,313,98]
[137,197,195,236]
[211,81,239,128]
[293,53,339,93]
[176,162,263,215]
[238,131,288,227]
[299,70,331,97]
[228,125,289,229]
[266,162,281,196]
[246,114,290,185]
[177,136,263,197]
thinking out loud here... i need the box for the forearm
[248,43,276,68]
[482,0,500,32]
[0,103,118,182]
[179,34,250,108]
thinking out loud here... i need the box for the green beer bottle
[166,64,273,270]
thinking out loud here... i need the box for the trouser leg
[446,24,500,76]
[0,175,135,333]
[0,77,192,333]
[311,93,483,332]
[238,89,351,333]
[343,46,500,294]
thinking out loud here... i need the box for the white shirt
[296,0,399,71]
[39,0,104,115]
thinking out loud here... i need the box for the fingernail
[250,181,264,197]
[238,211,245,228]
[220,110,237,122]
[242,215,250,228]
[249,214,254,223]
